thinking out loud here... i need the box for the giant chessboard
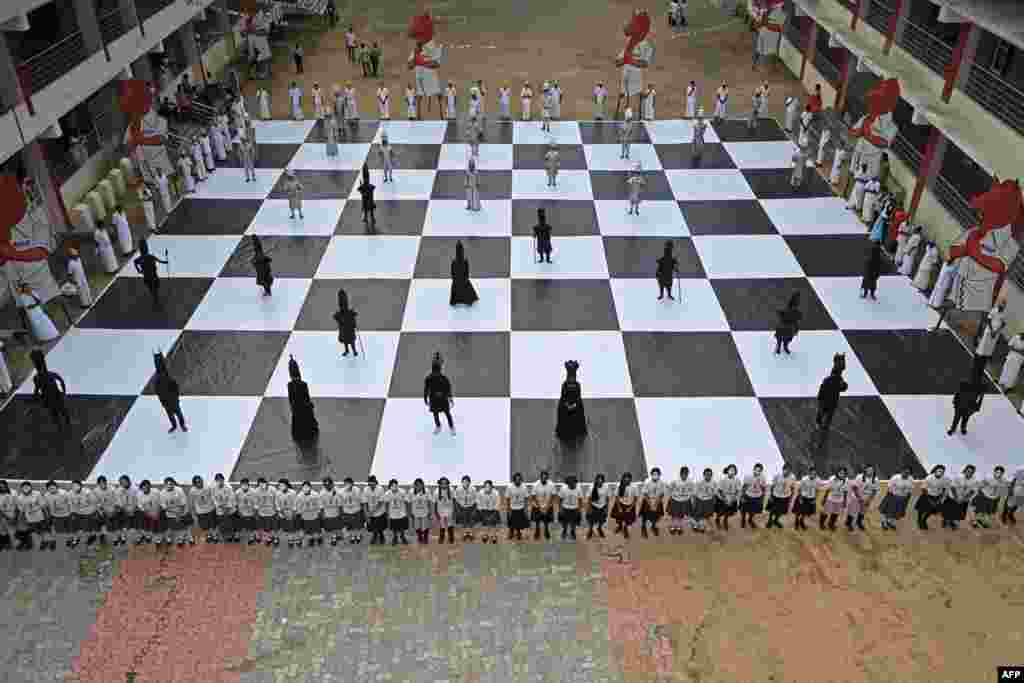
[3,117,1022,485]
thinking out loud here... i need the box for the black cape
[424,372,452,412]
[775,307,802,343]
[656,255,677,288]
[288,379,320,443]
[817,374,848,410]
[555,379,587,442]
[953,381,983,414]
[33,372,67,407]
[861,247,882,290]
[533,222,552,254]
[154,373,181,410]
[134,254,161,283]
[333,309,357,344]
[450,258,479,306]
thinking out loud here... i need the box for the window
[939,141,991,204]
[906,0,959,47]
[892,98,931,154]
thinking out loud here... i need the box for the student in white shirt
[667,467,694,535]
[115,475,139,546]
[189,475,216,543]
[363,476,387,545]
[161,477,192,546]
[409,478,434,544]
[477,480,501,543]
[793,466,822,531]
[849,465,881,531]
[210,473,237,544]
[93,476,118,546]
[235,478,258,545]
[611,472,638,538]
[972,465,1006,528]
[819,467,849,532]
[531,471,556,541]
[338,477,365,544]
[16,481,49,551]
[44,480,71,550]
[740,463,767,529]
[692,469,716,533]
[585,474,609,539]
[879,467,915,530]
[137,479,163,545]
[254,477,279,546]
[320,477,344,546]
[454,475,478,541]
[714,465,741,531]
[915,465,949,530]
[297,481,323,546]
[276,479,300,548]
[766,464,795,530]
[69,479,99,548]
[435,477,455,543]
[942,465,977,530]
[505,473,530,541]
[1005,469,1024,526]
[639,467,666,537]
[557,476,583,540]
[384,479,409,545]
[0,480,18,551]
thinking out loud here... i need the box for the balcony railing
[18,32,94,97]
[932,173,976,229]
[812,49,841,85]
[891,133,922,175]
[785,16,805,51]
[98,8,137,45]
[45,129,104,186]
[960,62,1024,138]
[1009,251,1024,291]
[135,0,178,23]
[864,0,893,35]
[896,20,953,77]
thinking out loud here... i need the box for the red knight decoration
[407,12,443,117]
[848,78,900,178]
[120,79,173,183]
[0,174,48,265]
[615,10,655,108]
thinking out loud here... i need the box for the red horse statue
[615,9,654,113]
[0,174,48,266]
[848,78,900,179]
[407,12,443,118]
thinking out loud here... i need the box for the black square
[161,199,263,236]
[712,118,789,142]
[337,200,427,235]
[219,236,330,278]
[0,396,136,480]
[414,237,510,278]
[365,144,440,170]
[77,278,212,330]
[510,398,646,484]
[444,120,514,144]
[844,330,998,396]
[295,279,410,331]
[742,168,834,199]
[141,330,288,396]
[269,170,358,199]
[759,397,926,478]
[511,200,599,236]
[305,120,380,143]
[218,144,300,169]
[603,237,705,278]
[579,122,652,144]
[512,280,620,331]
[590,170,674,200]
[679,200,778,235]
[711,278,837,331]
[431,170,512,199]
[514,145,588,170]
[389,332,510,397]
[655,143,737,170]
[623,332,754,397]
[785,236,898,278]
[233,397,383,481]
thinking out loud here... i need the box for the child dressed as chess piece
[555,361,587,444]
[191,137,208,183]
[450,241,479,306]
[379,133,398,183]
[424,352,455,434]
[465,156,482,211]
[498,83,512,121]
[627,161,645,215]
[656,240,679,300]
[257,87,271,120]
[533,208,553,263]
[155,167,174,215]
[210,122,227,163]
[94,220,119,274]
[312,83,325,120]
[153,351,186,433]
[861,242,883,300]
[790,144,809,188]
[377,85,390,120]
[344,83,359,121]
[283,169,304,219]
[784,95,799,135]
[405,84,417,120]
[541,82,555,132]
[30,349,69,426]
[233,126,256,182]
[465,114,482,159]
[251,235,274,296]
[200,129,215,173]
[544,142,560,188]
[913,241,941,292]
[288,81,303,120]
[65,247,92,308]
[861,177,882,224]
[593,82,608,120]
[140,186,157,233]
[685,80,698,118]
[133,238,168,308]
[749,84,765,130]
[847,163,869,212]
[642,84,656,121]
[999,333,1024,390]
[816,127,832,167]
[830,143,848,187]
[111,206,133,257]
[358,163,376,225]
[334,288,359,357]
[520,82,533,121]
[620,108,634,159]
[177,148,195,194]
[713,83,729,120]
[16,283,58,344]
[692,109,707,158]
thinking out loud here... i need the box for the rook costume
[65,248,92,307]
[555,360,587,443]
[288,356,320,444]
[449,241,479,306]
[153,351,186,433]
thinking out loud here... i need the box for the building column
[72,0,106,60]
[118,0,142,36]
[850,0,868,31]
[835,49,853,112]
[21,140,71,232]
[942,21,980,102]
[909,127,947,216]
[0,33,24,115]
[885,0,909,55]
[801,22,819,82]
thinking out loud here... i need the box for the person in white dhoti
[861,178,882,224]
[289,82,303,120]
[848,79,900,180]
[692,109,707,157]
[405,85,418,120]
[593,82,608,120]
[498,84,511,121]
[541,82,553,132]
[141,186,157,233]
[913,242,940,291]
[0,341,12,395]
[713,84,728,121]
[93,220,119,276]
[344,83,359,121]
[444,82,457,120]
[974,301,1007,378]
[748,87,763,130]
[898,226,922,277]
[784,95,799,135]
[112,206,133,257]
[378,86,391,120]
[469,86,482,122]
[999,333,1024,390]
[408,13,444,119]
[379,134,397,183]
[521,82,533,121]
[283,170,304,219]
[685,81,698,118]
[545,142,560,188]
[312,84,325,120]
[790,145,808,188]
[616,10,654,114]
[465,155,481,212]
[200,130,215,173]
[627,161,645,215]
[642,85,656,121]
[257,88,271,120]
[17,283,59,343]
[65,247,92,308]
[830,144,848,186]
[155,168,174,214]
[620,108,634,159]
[550,80,560,120]
[797,106,813,149]
[816,127,831,167]
[191,138,207,182]
[847,164,868,212]
[929,259,959,308]
[211,124,227,162]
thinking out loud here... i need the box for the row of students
[2,465,1021,551]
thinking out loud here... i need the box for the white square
[584,144,663,171]
[316,236,421,278]
[810,276,940,330]
[761,198,868,236]
[511,170,593,200]
[636,397,784,476]
[692,235,804,279]
[610,279,729,331]
[514,121,582,145]
[16,329,180,396]
[288,142,371,170]
[423,199,512,236]
[511,236,608,279]
[438,144,514,170]
[117,235,241,278]
[723,141,798,169]
[251,119,317,144]
[666,169,755,201]
[348,170,436,200]
[192,168,282,199]
[595,200,689,236]
[374,120,448,144]
[264,331,399,398]
[91,396,261,484]
[245,199,345,236]
[402,279,511,332]
[511,331,633,398]
[186,277,312,331]
[644,119,721,145]
[731,330,879,397]
[883,395,1024,474]
[372,398,511,484]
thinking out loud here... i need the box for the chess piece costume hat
[848,79,900,179]
[616,10,654,99]
[408,13,443,98]
[555,360,587,443]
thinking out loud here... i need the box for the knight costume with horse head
[615,10,655,110]
[848,78,900,179]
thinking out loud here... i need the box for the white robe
[446,89,457,120]
[713,90,728,118]
[178,156,195,192]
[913,244,940,291]
[0,342,11,394]
[976,307,1005,357]
[201,137,215,171]
[378,89,390,119]
[847,172,867,211]
[405,91,417,119]
[211,127,227,161]
[313,88,325,119]
[829,148,847,185]
[816,128,831,166]
[685,86,697,118]
[642,90,655,120]
[521,89,532,120]
[784,97,798,133]
[17,291,59,343]
[113,212,133,255]
[899,234,921,276]
[551,87,561,119]
[929,260,958,308]
[798,110,813,148]
[861,179,881,224]
[94,227,119,273]
[999,335,1024,388]
[67,257,92,307]
[192,144,207,181]
[258,90,271,120]
[157,174,173,213]
[142,194,157,232]
[289,87,303,120]
[499,89,511,119]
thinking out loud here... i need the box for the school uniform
[70,488,100,536]
[692,480,716,521]
[255,487,279,532]
[506,484,530,530]
[320,488,343,534]
[914,474,949,522]
[385,489,409,533]
[767,474,794,517]
[943,476,977,524]
[339,486,365,531]
[297,491,323,536]
[861,477,881,513]
[972,476,1005,518]
[879,475,913,521]
[115,485,138,541]
[16,491,48,539]
[611,484,639,526]
[585,483,611,526]
[844,477,865,517]
[410,490,435,531]
[714,477,741,517]
[531,480,556,524]
[558,486,583,528]
[795,476,820,516]
[363,485,388,534]
[0,492,19,545]
[212,484,237,538]
[821,478,848,516]
[741,474,767,515]
[138,490,163,538]
[235,487,258,532]
[454,484,478,527]
[477,489,501,527]
[277,489,299,536]
[94,485,119,534]
[668,478,696,521]
[161,487,189,538]
[639,479,667,522]
[47,489,73,536]
[189,486,216,532]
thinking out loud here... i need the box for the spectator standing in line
[370,42,382,77]
[293,44,304,74]
[345,26,356,62]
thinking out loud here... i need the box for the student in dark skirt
[69,480,100,548]
[235,478,259,544]
[254,478,279,546]
[190,476,217,543]
[942,465,977,530]
[819,467,849,532]
[434,477,455,543]
[210,473,237,544]
[319,478,343,545]
[610,472,637,538]
[44,480,72,549]
[476,480,501,543]
[691,469,716,533]
[115,475,139,546]
[667,467,694,535]
[297,481,324,546]
[714,465,741,531]
[531,471,556,541]
[277,479,303,548]
[793,466,821,531]
[454,475,478,542]
[363,476,388,545]
[766,463,795,529]
[384,479,409,545]
[915,465,949,530]
[137,480,163,544]
[409,478,434,544]
[973,466,1006,529]
[740,463,767,529]
[557,476,583,540]
[505,473,530,541]
[879,467,914,530]
[586,473,609,539]
[339,477,365,544]
[639,467,666,538]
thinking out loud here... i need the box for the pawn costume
[31,349,69,427]
[379,137,397,182]
[544,144,560,187]
[283,172,304,219]
[816,354,848,432]
[153,351,186,432]
[465,156,482,211]
[251,235,274,296]
[656,241,678,300]
[287,356,320,444]
[533,208,553,263]
[620,112,634,159]
[358,163,376,224]
[66,248,92,307]
[626,163,645,215]
[692,115,707,157]
[774,293,802,353]
[861,242,883,298]
[450,241,479,306]
[133,239,167,306]
[334,288,358,356]
[555,360,587,443]
[424,353,454,430]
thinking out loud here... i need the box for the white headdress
[624,107,633,120]
[632,161,642,172]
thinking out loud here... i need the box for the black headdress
[30,349,47,375]
[431,351,443,373]
[361,162,370,186]
[337,288,349,312]
[288,354,301,380]
[537,208,546,223]
[831,353,846,374]
[153,350,169,375]
[564,359,579,380]
[455,241,465,262]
